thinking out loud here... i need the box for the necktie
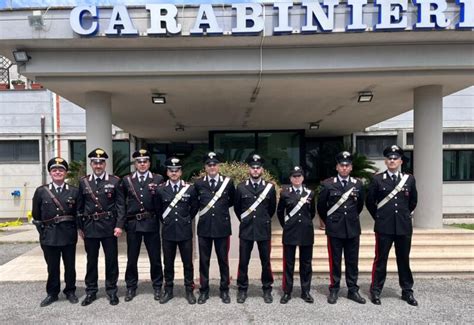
[342,180,347,188]
[253,183,258,190]
[210,178,216,190]
[392,174,398,184]
[173,184,179,193]
[96,178,102,185]
[295,189,301,195]
[56,187,61,194]
[139,175,145,184]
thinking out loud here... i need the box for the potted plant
[11,79,25,90]
[30,82,43,90]
[0,83,9,90]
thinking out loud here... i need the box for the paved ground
[0,278,473,324]
[0,242,38,265]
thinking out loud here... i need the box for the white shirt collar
[93,173,106,180]
[337,175,349,182]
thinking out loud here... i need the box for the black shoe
[402,293,418,306]
[186,291,196,305]
[65,293,79,304]
[197,292,209,304]
[81,294,96,306]
[220,291,231,304]
[370,293,381,305]
[160,291,173,304]
[109,294,119,306]
[237,291,247,304]
[154,289,162,301]
[263,290,273,304]
[347,291,366,304]
[327,291,338,304]
[301,292,314,304]
[124,289,136,302]
[280,293,291,304]
[40,295,58,307]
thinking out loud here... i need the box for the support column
[413,85,443,228]
[85,91,113,174]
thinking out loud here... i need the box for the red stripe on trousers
[327,236,334,286]
[370,233,380,290]
[268,240,274,282]
[226,236,231,285]
[282,244,287,291]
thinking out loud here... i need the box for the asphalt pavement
[0,278,472,324]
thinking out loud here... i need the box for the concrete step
[270,259,474,273]
[270,247,474,259]
[270,227,474,274]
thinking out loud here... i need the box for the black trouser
[84,236,118,296]
[282,244,313,294]
[327,236,360,293]
[41,243,76,296]
[199,236,230,293]
[162,238,194,292]
[125,231,163,291]
[370,233,414,296]
[237,238,273,292]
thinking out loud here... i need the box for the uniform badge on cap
[47,157,69,172]
[252,154,261,161]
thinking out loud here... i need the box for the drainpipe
[49,91,55,155]
[41,116,47,185]
[55,93,61,156]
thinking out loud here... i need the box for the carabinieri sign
[70,1,474,37]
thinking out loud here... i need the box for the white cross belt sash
[284,190,312,223]
[198,177,231,217]
[162,184,190,220]
[240,183,273,220]
[377,174,409,209]
[327,187,355,216]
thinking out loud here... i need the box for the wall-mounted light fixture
[358,91,373,103]
[12,50,30,63]
[151,94,166,104]
[175,125,185,132]
[309,122,320,130]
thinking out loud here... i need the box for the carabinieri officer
[317,151,366,305]
[277,166,316,304]
[157,157,199,305]
[234,154,277,304]
[366,145,418,306]
[194,152,235,304]
[122,149,164,302]
[32,157,79,307]
[77,148,125,306]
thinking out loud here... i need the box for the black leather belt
[127,212,153,221]
[85,211,113,221]
[42,215,75,225]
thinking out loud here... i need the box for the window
[402,150,473,181]
[0,140,39,162]
[407,132,474,146]
[443,150,474,181]
[211,130,303,183]
[69,140,131,175]
[356,136,397,158]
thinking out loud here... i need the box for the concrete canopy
[0,7,473,141]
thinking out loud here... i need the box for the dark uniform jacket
[194,174,235,238]
[365,171,418,236]
[234,179,277,241]
[32,183,79,246]
[317,176,364,239]
[122,171,163,233]
[77,173,125,239]
[157,180,199,242]
[277,186,316,246]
